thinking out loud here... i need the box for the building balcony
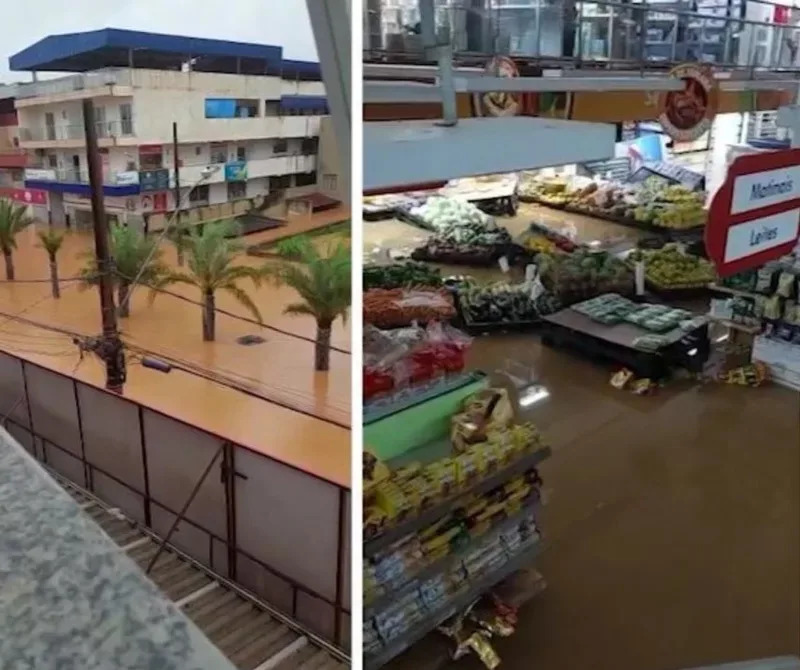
[18,120,136,148]
[168,154,316,187]
[13,68,133,106]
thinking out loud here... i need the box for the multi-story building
[9,28,337,229]
[0,84,48,211]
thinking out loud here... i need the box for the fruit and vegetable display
[572,293,693,332]
[518,222,579,254]
[457,282,561,326]
[627,244,716,289]
[537,249,634,304]
[519,174,707,230]
[363,322,472,401]
[363,262,443,290]
[411,235,524,267]
[407,197,512,245]
[364,288,457,329]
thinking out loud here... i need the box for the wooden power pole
[172,121,184,265]
[83,99,125,393]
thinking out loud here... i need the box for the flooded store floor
[369,206,800,670]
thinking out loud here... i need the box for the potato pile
[364,288,456,329]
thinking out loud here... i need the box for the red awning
[287,192,341,210]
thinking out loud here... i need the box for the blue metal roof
[9,29,320,79]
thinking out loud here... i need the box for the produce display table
[541,307,710,379]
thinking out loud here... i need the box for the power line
[117,272,352,355]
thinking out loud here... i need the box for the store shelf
[364,372,486,425]
[706,314,762,334]
[707,283,759,299]
[364,500,538,619]
[364,537,543,670]
[365,445,552,556]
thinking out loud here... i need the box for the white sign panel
[24,168,56,181]
[113,171,139,186]
[724,208,800,263]
[731,165,800,214]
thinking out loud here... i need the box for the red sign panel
[138,144,163,156]
[0,186,48,206]
[706,149,800,277]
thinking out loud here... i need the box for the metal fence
[0,350,351,652]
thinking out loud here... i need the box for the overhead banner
[706,149,800,276]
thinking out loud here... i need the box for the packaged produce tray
[453,287,559,335]
[411,242,529,268]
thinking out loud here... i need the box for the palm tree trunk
[3,249,14,281]
[117,281,130,318]
[177,247,185,267]
[202,290,216,341]
[49,257,60,299]
[315,322,332,371]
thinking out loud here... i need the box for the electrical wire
[122,339,350,429]
[117,272,351,355]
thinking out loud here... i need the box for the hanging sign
[474,56,521,117]
[706,148,800,276]
[659,64,718,143]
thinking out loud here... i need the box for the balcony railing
[19,120,134,143]
[365,0,800,70]
[14,68,133,100]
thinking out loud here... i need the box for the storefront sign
[224,161,248,182]
[114,171,139,186]
[138,144,163,156]
[706,149,800,276]
[24,168,57,181]
[0,187,48,206]
[139,168,170,192]
[659,64,717,142]
[140,192,168,213]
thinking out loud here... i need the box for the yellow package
[374,483,413,524]
[455,452,481,489]
[426,459,458,497]
[393,462,422,483]
[364,449,391,497]
[364,506,388,540]
[463,388,515,427]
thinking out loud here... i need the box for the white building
[10,28,336,229]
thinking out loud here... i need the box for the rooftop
[9,28,321,80]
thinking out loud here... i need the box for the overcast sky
[0,0,318,83]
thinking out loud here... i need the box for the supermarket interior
[362,1,800,669]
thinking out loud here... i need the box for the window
[47,155,58,169]
[264,100,281,116]
[323,173,338,191]
[210,142,227,164]
[269,175,292,190]
[189,184,209,203]
[126,160,137,172]
[204,98,259,118]
[227,181,247,200]
[301,137,319,155]
[45,112,55,141]
[236,146,247,162]
[195,146,202,156]
[139,152,163,170]
[119,103,133,135]
[294,172,317,187]
[273,139,288,155]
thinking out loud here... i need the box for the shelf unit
[365,537,543,670]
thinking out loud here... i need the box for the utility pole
[172,121,184,265]
[83,99,125,393]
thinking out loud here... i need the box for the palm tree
[0,199,34,280]
[166,220,263,341]
[78,223,170,318]
[265,235,351,372]
[37,229,65,298]
[167,215,191,267]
